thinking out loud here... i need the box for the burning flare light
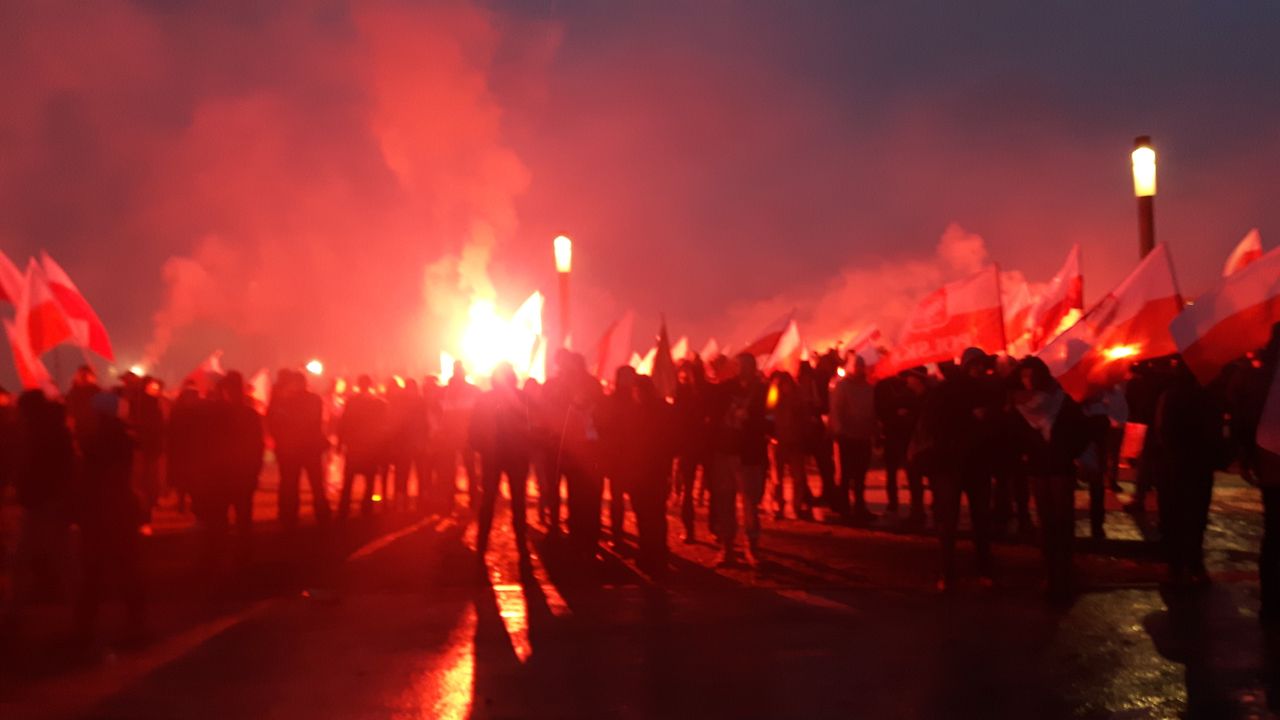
[1103,344,1140,361]
[445,292,545,381]
[306,358,324,375]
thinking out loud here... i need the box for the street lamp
[1131,136,1156,258]
[553,235,573,349]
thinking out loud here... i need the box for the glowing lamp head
[305,359,323,376]
[553,235,573,273]
[128,364,146,377]
[1131,136,1156,197]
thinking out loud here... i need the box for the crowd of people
[3,326,1280,643]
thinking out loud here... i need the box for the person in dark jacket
[1153,359,1225,586]
[166,382,206,514]
[878,370,928,522]
[338,375,389,520]
[830,355,878,523]
[929,347,1001,591]
[13,391,74,604]
[706,353,770,567]
[472,363,532,558]
[204,372,265,565]
[268,369,331,530]
[64,364,101,444]
[1231,324,1280,622]
[544,351,605,558]
[1013,357,1090,602]
[802,356,839,510]
[673,359,712,543]
[73,391,144,641]
[770,371,814,520]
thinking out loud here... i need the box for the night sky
[3,0,1278,383]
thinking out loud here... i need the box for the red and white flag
[1028,244,1084,351]
[1223,229,1263,278]
[1172,243,1280,385]
[3,317,54,392]
[889,266,1005,371]
[0,250,24,305]
[186,350,226,395]
[1003,281,1038,354]
[847,325,885,367]
[699,337,720,360]
[593,310,634,383]
[18,259,73,357]
[40,252,114,361]
[1039,244,1183,400]
[741,310,795,358]
[763,319,803,376]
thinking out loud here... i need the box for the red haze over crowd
[2,0,1278,383]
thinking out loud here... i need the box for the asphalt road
[2,472,1277,719]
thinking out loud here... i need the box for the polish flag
[653,319,678,397]
[186,350,226,395]
[1003,280,1037,352]
[741,310,795,358]
[847,325,886,367]
[3,318,54,392]
[889,266,1006,371]
[1172,243,1280,385]
[670,335,689,363]
[699,337,721,360]
[529,336,547,384]
[0,250,24,305]
[19,260,73,356]
[1039,244,1183,400]
[1029,244,1084,351]
[593,310,634,382]
[1223,228,1263,278]
[763,319,803,376]
[40,252,114,362]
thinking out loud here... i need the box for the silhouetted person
[472,363,532,558]
[830,354,877,523]
[802,355,839,509]
[268,368,331,530]
[770,371,813,520]
[523,378,559,533]
[673,359,711,542]
[123,373,165,523]
[1013,357,1090,602]
[707,353,769,567]
[166,382,206,514]
[1153,359,1225,586]
[202,372,265,566]
[338,375,389,520]
[386,378,424,512]
[878,370,929,522]
[13,391,74,605]
[545,350,604,558]
[73,391,144,642]
[599,372,673,575]
[64,364,101,443]
[441,363,482,509]
[991,357,1033,538]
[1232,324,1280,623]
[929,347,1000,591]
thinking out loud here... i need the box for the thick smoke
[1,0,550,378]
[721,223,1036,351]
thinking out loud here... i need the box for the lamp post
[553,235,573,349]
[1131,136,1157,258]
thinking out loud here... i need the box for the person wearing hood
[1012,357,1091,602]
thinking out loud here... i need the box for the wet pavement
[2,469,1278,719]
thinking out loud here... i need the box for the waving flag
[1003,281,1038,354]
[670,335,689,363]
[18,260,73,356]
[40,252,114,361]
[889,266,1005,371]
[0,250,24,305]
[594,310,635,383]
[1039,244,1183,399]
[741,310,795,358]
[1172,243,1280,384]
[1223,229,1263,278]
[653,318,677,397]
[1029,244,1084,350]
[847,325,885,367]
[763,319,803,376]
[3,317,54,391]
[699,337,721,360]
